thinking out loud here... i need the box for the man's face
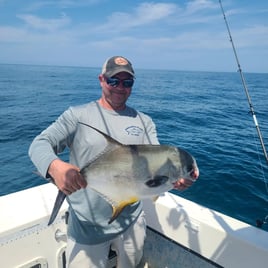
[100,72,134,110]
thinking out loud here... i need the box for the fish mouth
[186,160,199,181]
[189,166,199,181]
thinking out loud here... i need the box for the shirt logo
[125,126,143,136]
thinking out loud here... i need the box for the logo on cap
[114,57,128,66]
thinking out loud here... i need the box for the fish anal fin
[152,195,159,202]
[108,197,139,224]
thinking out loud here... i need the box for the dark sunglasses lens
[123,79,134,87]
[106,78,120,86]
[106,78,134,88]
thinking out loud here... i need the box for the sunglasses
[106,77,134,88]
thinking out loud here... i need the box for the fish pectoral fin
[108,197,139,224]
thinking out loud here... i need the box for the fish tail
[48,191,66,226]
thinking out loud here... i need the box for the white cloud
[96,2,178,32]
[232,25,268,48]
[22,0,102,12]
[134,2,177,23]
[185,0,218,14]
[16,13,71,31]
[0,26,25,42]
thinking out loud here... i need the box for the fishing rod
[219,0,268,167]
[219,0,268,229]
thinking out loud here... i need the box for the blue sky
[0,0,267,72]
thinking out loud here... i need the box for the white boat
[1,182,268,268]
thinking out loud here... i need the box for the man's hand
[173,178,195,191]
[48,159,87,195]
[173,166,199,191]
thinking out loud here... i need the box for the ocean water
[1,64,268,230]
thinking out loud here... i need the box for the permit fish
[47,123,199,225]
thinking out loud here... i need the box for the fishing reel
[256,215,268,228]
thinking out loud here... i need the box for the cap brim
[105,67,135,77]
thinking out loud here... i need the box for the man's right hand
[48,159,87,195]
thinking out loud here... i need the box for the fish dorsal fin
[78,122,128,172]
[78,122,124,146]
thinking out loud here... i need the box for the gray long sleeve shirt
[29,101,158,244]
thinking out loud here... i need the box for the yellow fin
[108,197,139,224]
[152,195,159,202]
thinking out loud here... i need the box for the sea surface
[1,64,268,230]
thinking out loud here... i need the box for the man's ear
[98,74,105,82]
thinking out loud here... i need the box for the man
[29,56,194,267]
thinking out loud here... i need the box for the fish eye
[145,175,169,187]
